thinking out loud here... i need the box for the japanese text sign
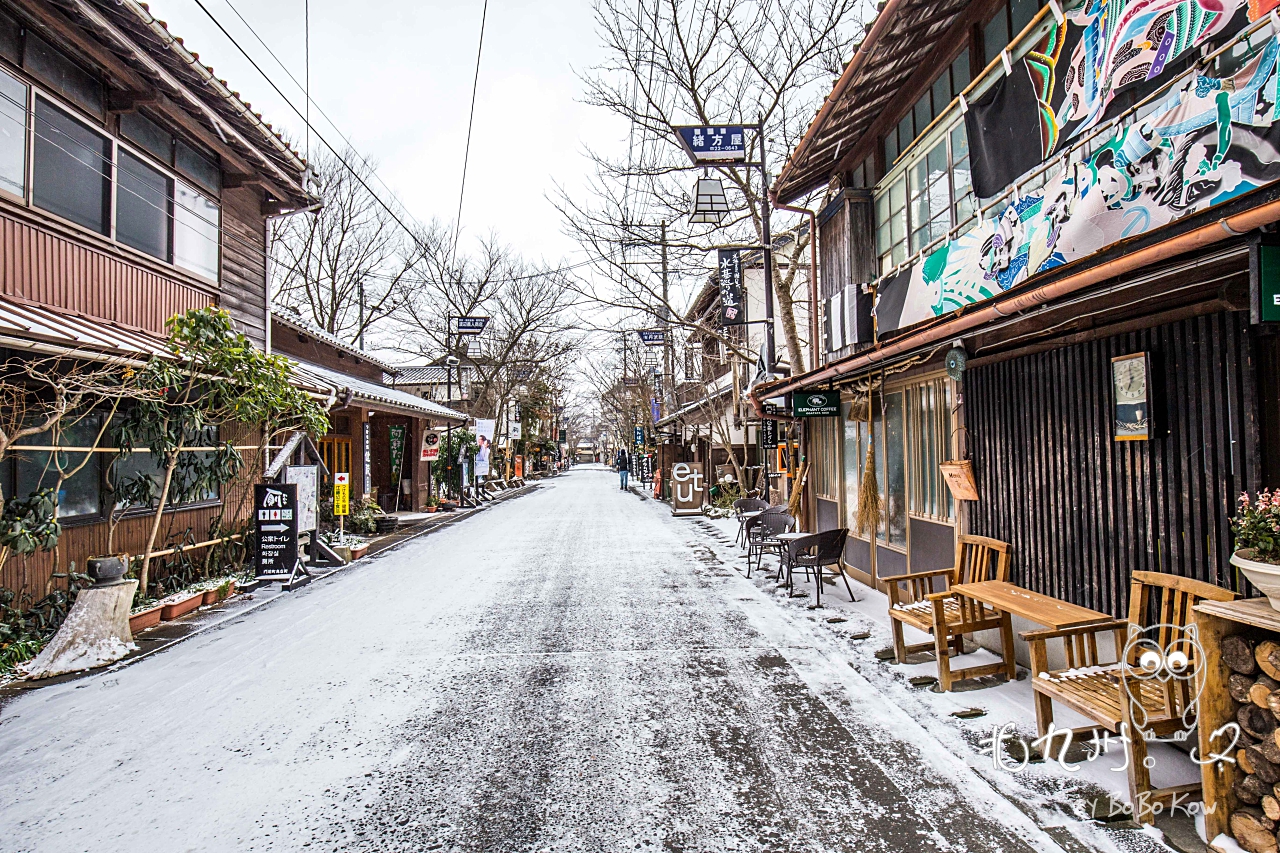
[255,483,298,578]
[675,125,746,163]
[333,473,350,517]
[717,249,745,326]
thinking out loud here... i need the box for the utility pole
[660,220,672,419]
[759,119,775,374]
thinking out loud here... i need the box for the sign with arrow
[254,483,299,579]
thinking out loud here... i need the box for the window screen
[117,149,171,261]
[33,97,110,234]
[174,180,220,279]
[0,67,26,198]
[176,141,219,195]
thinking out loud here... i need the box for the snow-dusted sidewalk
[0,468,1179,852]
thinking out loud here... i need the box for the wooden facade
[967,311,1265,617]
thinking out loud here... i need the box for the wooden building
[754,0,1280,615]
[271,311,467,513]
[0,0,314,602]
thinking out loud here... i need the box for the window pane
[877,222,892,255]
[892,241,907,266]
[875,191,890,226]
[951,49,971,94]
[24,34,103,117]
[984,5,1010,65]
[33,98,110,234]
[913,93,931,138]
[890,208,906,244]
[896,114,913,154]
[0,68,26,197]
[932,74,951,116]
[116,150,171,260]
[844,403,868,533]
[15,417,102,519]
[927,140,947,175]
[175,180,220,280]
[120,112,171,163]
[889,176,906,211]
[883,392,906,547]
[176,141,220,195]
[911,225,930,253]
[1011,0,1038,37]
[884,132,898,164]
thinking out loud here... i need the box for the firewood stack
[1224,635,1280,852]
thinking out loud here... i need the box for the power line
[452,0,489,264]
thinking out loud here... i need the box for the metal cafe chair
[786,529,854,606]
[732,497,770,546]
[745,511,795,579]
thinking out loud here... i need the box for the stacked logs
[1225,635,1280,853]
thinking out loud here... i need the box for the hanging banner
[717,249,745,326]
[388,425,407,482]
[675,125,747,163]
[254,483,298,579]
[363,422,371,497]
[634,426,644,446]
[761,417,778,449]
[475,419,495,477]
[333,473,350,517]
[420,430,441,462]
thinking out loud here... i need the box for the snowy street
[1,466,1101,852]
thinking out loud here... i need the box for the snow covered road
[0,466,1083,852]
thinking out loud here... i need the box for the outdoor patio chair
[744,511,794,579]
[785,528,853,606]
[732,497,770,546]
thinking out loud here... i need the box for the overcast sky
[148,0,626,265]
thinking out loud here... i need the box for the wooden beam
[107,88,160,113]
[22,1,153,94]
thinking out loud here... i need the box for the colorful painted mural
[875,24,1280,334]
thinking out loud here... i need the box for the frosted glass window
[174,180,220,280]
[0,67,26,198]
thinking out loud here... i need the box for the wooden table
[935,580,1111,690]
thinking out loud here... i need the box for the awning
[0,294,172,362]
[290,358,468,424]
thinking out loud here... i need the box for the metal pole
[759,121,775,374]
[660,220,671,419]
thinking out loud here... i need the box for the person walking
[615,447,631,490]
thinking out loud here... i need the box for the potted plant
[159,589,204,621]
[129,601,164,633]
[1231,490,1280,609]
[426,496,439,514]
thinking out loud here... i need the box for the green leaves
[0,489,62,556]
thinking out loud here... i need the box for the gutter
[774,0,908,203]
[749,203,1280,414]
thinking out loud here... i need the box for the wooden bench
[884,535,1012,687]
[1024,570,1237,823]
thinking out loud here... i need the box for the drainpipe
[771,199,820,373]
[747,202,1280,415]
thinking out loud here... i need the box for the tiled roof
[271,308,399,375]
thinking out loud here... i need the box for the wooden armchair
[1024,571,1237,823]
[884,535,1012,688]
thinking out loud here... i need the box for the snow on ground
[0,466,1174,852]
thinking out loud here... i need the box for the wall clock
[1112,352,1150,441]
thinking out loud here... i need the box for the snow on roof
[271,308,399,375]
[290,358,467,423]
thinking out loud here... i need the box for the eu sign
[793,390,840,418]
[675,125,747,163]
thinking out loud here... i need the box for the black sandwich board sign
[255,483,301,581]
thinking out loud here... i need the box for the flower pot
[129,604,163,633]
[86,555,126,586]
[217,580,236,602]
[202,588,219,606]
[375,516,398,534]
[350,545,368,560]
[1231,549,1280,610]
[160,592,203,621]
[426,506,438,513]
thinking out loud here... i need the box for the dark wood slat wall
[220,188,267,347]
[967,311,1260,617]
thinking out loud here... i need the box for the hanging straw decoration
[788,459,809,518]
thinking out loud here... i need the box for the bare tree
[393,233,582,422]
[559,0,867,376]
[270,148,430,344]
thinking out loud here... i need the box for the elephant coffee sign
[793,390,839,418]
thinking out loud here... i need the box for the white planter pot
[1231,549,1280,611]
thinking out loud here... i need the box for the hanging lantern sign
[674,126,747,163]
[690,177,730,224]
